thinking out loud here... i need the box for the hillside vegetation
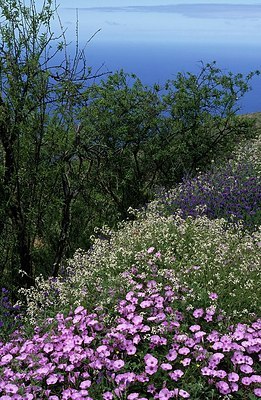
[0,126,260,400]
[0,1,260,399]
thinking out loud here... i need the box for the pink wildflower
[4,384,18,394]
[74,306,84,314]
[46,374,58,385]
[158,388,172,399]
[113,359,125,371]
[240,364,253,374]
[161,363,172,371]
[209,292,218,300]
[228,372,239,382]
[189,325,201,332]
[179,390,190,398]
[144,354,158,366]
[80,380,92,389]
[216,381,230,395]
[193,308,204,318]
[254,388,261,397]
[103,392,113,400]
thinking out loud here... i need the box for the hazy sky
[44,1,261,45]
[30,1,261,113]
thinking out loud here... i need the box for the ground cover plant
[0,1,260,399]
[0,250,260,399]
[0,142,260,399]
[20,209,261,328]
[154,136,261,231]
[0,151,259,397]
[0,0,258,293]
[0,134,258,398]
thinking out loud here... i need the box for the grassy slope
[244,112,261,133]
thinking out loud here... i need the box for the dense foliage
[0,146,260,397]
[0,1,260,399]
[0,269,260,399]
[155,136,261,231]
[0,134,257,398]
[0,0,259,293]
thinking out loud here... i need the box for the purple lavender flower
[156,161,261,231]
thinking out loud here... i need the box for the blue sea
[83,41,261,114]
